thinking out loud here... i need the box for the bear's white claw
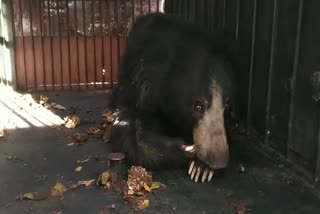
[191,166,197,180]
[208,170,214,181]
[202,168,209,183]
[195,166,201,182]
[188,161,195,175]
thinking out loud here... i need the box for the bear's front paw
[188,159,214,183]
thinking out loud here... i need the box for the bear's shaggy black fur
[108,13,238,172]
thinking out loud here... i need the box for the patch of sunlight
[0,88,65,130]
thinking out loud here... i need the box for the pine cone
[127,166,152,192]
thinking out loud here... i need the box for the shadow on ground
[0,91,319,214]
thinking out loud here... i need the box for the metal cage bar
[28,0,37,90]
[57,0,63,90]
[246,0,257,134]
[91,0,97,89]
[264,0,279,144]
[66,0,71,89]
[287,0,305,156]
[108,0,113,88]
[18,0,27,90]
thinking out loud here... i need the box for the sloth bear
[108,13,238,182]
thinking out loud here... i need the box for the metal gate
[12,0,164,91]
[167,0,320,182]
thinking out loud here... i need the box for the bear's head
[163,47,237,170]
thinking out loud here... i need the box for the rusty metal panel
[12,0,164,91]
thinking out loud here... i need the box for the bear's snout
[193,84,229,170]
[194,124,229,170]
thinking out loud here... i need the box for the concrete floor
[0,91,320,214]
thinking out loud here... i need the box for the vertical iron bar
[222,0,226,28]
[172,0,175,14]
[108,0,113,88]
[57,0,63,89]
[235,0,239,40]
[10,0,17,89]
[115,0,120,83]
[39,0,46,90]
[92,0,97,88]
[123,0,127,34]
[287,0,304,156]
[123,0,128,43]
[246,0,257,134]
[194,0,198,24]
[265,0,279,144]
[132,0,135,22]
[140,0,143,15]
[316,113,320,181]
[74,0,80,89]
[99,0,105,88]
[28,0,37,90]
[156,0,159,12]
[148,0,151,13]
[180,1,184,17]
[211,0,215,31]
[19,0,27,90]
[176,0,179,16]
[66,0,71,89]
[186,0,189,20]
[48,0,55,90]
[82,0,88,89]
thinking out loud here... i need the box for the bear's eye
[194,101,204,112]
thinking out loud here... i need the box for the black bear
[108,13,238,183]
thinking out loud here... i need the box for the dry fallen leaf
[70,179,96,189]
[73,133,89,144]
[64,115,80,129]
[225,191,234,198]
[138,199,149,210]
[19,192,48,201]
[150,182,162,190]
[87,126,103,135]
[143,183,152,193]
[102,109,116,123]
[96,171,110,186]
[6,154,23,161]
[22,192,34,200]
[51,182,68,197]
[39,95,49,105]
[77,158,90,164]
[51,102,66,110]
[75,166,82,172]
[67,143,74,146]
[77,179,96,187]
